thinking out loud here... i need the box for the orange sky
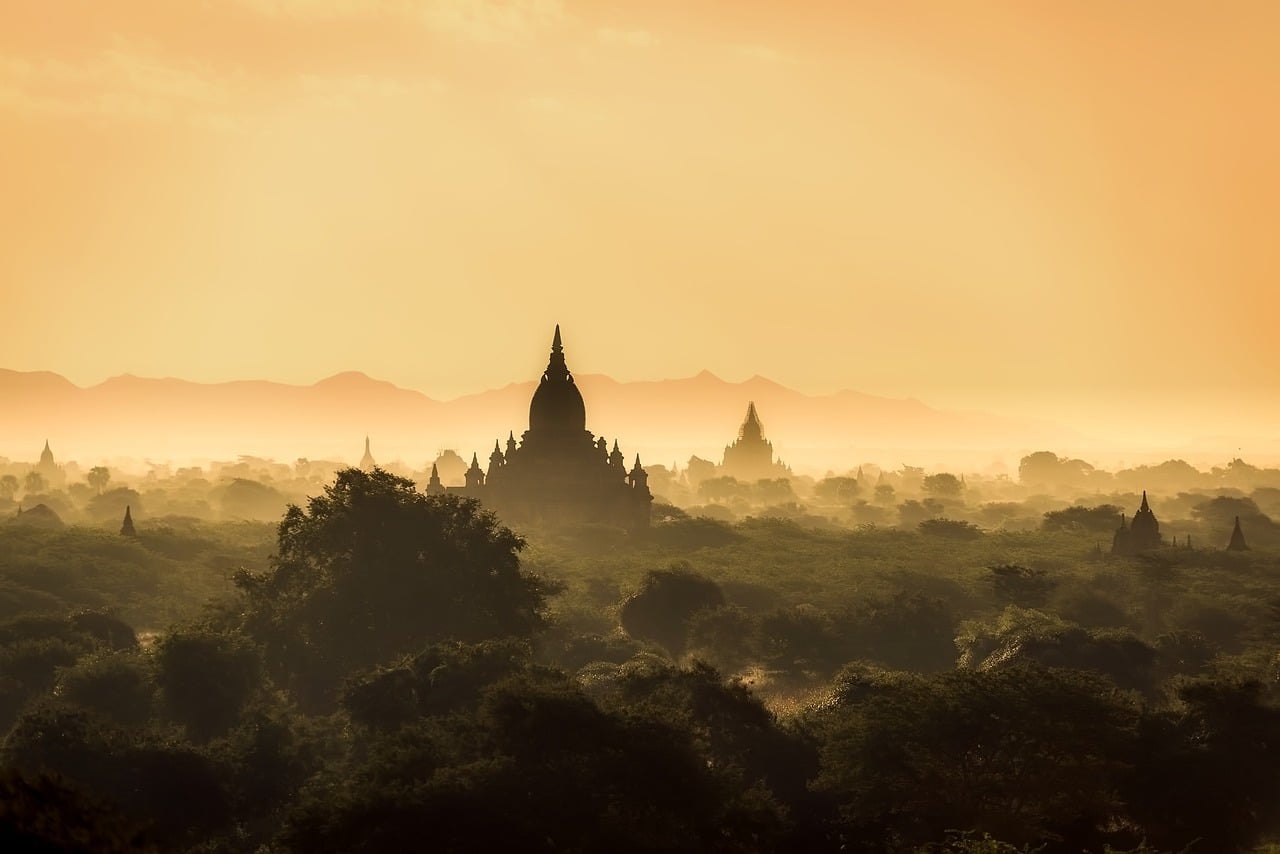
[2,1,1278,448]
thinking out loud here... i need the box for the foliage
[619,563,725,656]
[154,628,261,741]
[233,468,548,709]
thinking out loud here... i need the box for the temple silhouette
[33,440,65,489]
[359,437,377,471]
[721,402,791,482]
[449,326,652,530]
[1227,516,1249,551]
[1111,491,1163,555]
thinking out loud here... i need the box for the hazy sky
[3,1,1278,442]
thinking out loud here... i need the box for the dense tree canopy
[234,468,548,709]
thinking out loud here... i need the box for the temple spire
[1139,490,1150,513]
[738,401,765,443]
[542,324,572,383]
[426,462,444,495]
[1227,515,1249,551]
[120,505,136,537]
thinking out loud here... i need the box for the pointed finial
[365,436,370,451]
[552,324,562,353]
[431,463,439,476]
[471,452,479,465]
[634,454,642,467]
[43,439,50,452]
[494,440,501,452]
[1140,490,1150,512]
[508,430,515,440]
[612,439,620,452]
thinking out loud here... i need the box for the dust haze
[3,2,1280,852]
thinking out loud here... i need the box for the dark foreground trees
[5,469,1280,851]
[234,468,549,709]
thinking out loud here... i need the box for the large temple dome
[528,325,587,435]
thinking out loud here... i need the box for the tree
[85,488,141,525]
[22,471,46,496]
[153,628,260,741]
[1018,451,1095,489]
[0,475,18,502]
[1041,504,1125,535]
[234,468,548,710]
[699,476,744,503]
[813,667,1139,849]
[86,466,111,495]
[922,473,962,498]
[620,563,725,657]
[813,476,859,503]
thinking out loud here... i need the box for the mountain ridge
[0,367,1088,471]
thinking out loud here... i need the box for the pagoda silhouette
[453,326,652,530]
[1111,491,1163,556]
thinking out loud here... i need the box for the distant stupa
[426,462,445,496]
[721,402,790,482]
[359,436,377,471]
[121,505,137,537]
[1111,491,1162,555]
[1227,516,1249,551]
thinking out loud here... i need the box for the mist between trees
[1,453,1280,851]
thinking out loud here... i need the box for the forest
[3,457,1280,852]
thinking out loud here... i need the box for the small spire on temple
[1139,490,1150,513]
[120,505,137,537]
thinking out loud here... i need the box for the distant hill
[0,368,1091,473]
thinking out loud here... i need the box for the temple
[452,326,652,530]
[1111,491,1163,555]
[1227,516,1249,551]
[33,440,65,489]
[721,402,790,482]
[359,437,377,471]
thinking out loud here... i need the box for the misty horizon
[3,359,1279,476]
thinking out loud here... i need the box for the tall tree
[234,468,548,710]
[86,466,111,495]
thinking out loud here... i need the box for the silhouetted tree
[23,471,46,495]
[153,628,260,741]
[234,468,547,710]
[0,475,18,502]
[1125,679,1280,851]
[87,466,111,495]
[0,768,151,853]
[922,473,962,497]
[814,476,859,503]
[814,666,1138,849]
[1042,504,1125,536]
[918,518,982,540]
[57,652,155,727]
[620,563,725,657]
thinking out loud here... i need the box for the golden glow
[2,1,1278,455]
